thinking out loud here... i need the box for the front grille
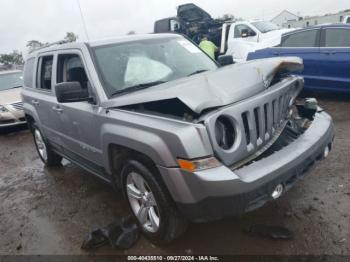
[204,77,302,167]
[241,91,291,150]
[10,101,23,111]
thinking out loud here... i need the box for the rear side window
[37,56,53,90]
[23,58,35,88]
[281,30,318,47]
[324,28,350,47]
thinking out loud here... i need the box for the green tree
[64,32,78,42]
[0,51,24,66]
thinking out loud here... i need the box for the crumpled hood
[0,87,22,105]
[103,57,303,114]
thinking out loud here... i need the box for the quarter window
[324,28,350,47]
[281,30,318,47]
[23,58,35,88]
[37,56,53,90]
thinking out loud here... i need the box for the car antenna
[76,0,90,42]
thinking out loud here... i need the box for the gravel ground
[0,94,349,255]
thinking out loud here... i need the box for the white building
[271,10,300,27]
[278,9,350,28]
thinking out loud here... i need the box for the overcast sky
[0,0,349,54]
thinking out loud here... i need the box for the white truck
[343,15,350,24]
[219,20,293,62]
[154,3,293,62]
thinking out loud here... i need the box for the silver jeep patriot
[22,34,334,244]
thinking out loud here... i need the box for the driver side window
[57,54,89,89]
[234,24,256,38]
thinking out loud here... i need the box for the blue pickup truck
[247,24,350,93]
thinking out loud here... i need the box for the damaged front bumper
[158,108,334,222]
[0,110,26,128]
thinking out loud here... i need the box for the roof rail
[29,40,70,53]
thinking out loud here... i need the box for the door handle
[32,100,39,105]
[272,52,280,56]
[52,106,63,113]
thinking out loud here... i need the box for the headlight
[0,105,9,113]
[177,157,221,172]
[215,115,236,150]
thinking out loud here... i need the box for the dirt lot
[0,94,349,255]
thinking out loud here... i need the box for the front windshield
[252,21,280,33]
[92,37,218,97]
[0,72,23,91]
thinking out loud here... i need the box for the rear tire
[32,123,62,167]
[121,157,188,245]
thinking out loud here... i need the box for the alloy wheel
[126,172,160,233]
[34,129,47,161]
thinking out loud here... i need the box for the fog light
[324,146,330,158]
[272,184,284,199]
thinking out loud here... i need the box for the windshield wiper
[110,80,167,97]
[187,69,209,77]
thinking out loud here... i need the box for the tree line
[0,32,78,68]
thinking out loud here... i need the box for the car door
[318,27,350,93]
[52,51,104,174]
[268,29,321,91]
[226,24,259,61]
[31,54,62,144]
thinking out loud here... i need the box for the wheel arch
[107,143,171,191]
[101,125,178,174]
[25,113,38,131]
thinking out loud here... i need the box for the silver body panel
[21,34,334,221]
[158,110,333,204]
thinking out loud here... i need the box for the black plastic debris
[16,244,22,251]
[245,224,293,240]
[81,216,139,250]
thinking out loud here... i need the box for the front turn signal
[177,157,222,172]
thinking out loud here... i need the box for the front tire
[32,123,62,167]
[121,158,188,245]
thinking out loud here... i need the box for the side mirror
[218,55,235,66]
[55,82,90,103]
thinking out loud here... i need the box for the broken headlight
[215,115,236,150]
